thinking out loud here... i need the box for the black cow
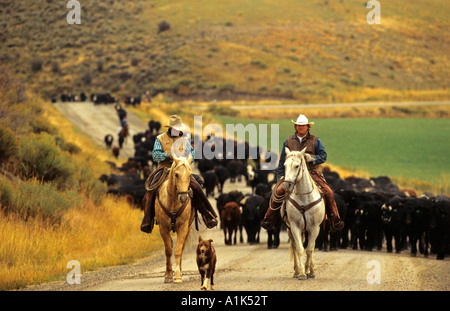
[202,170,218,198]
[429,199,450,259]
[317,191,347,251]
[227,159,247,183]
[92,93,115,105]
[124,96,141,106]
[382,196,407,253]
[104,134,114,149]
[214,165,229,194]
[240,195,265,245]
[148,120,161,134]
[402,197,433,257]
[246,164,269,194]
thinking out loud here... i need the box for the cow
[382,196,407,253]
[214,165,229,194]
[429,199,450,259]
[317,191,347,251]
[148,120,161,134]
[104,134,114,149]
[92,93,115,105]
[402,197,433,257]
[227,159,247,183]
[240,194,266,245]
[246,164,269,194]
[202,170,218,197]
[124,96,141,106]
[221,201,241,245]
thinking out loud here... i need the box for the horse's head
[283,147,306,192]
[171,154,193,203]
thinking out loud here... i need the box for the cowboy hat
[291,114,314,127]
[164,114,184,131]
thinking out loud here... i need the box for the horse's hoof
[298,274,308,280]
[293,273,300,279]
[174,278,183,284]
[307,272,315,279]
[201,286,207,291]
[164,277,173,283]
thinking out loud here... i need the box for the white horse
[282,147,325,280]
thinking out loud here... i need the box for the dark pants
[140,169,217,233]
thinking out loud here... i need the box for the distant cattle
[104,134,113,149]
[124,96,141,106]
[92,93,115,105]
[214,165,229,194]
[202,170,218,197]
[227,160,247,183]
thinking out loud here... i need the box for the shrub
[0,176,82,222]
[18,132,73,186]
[0,125,18,165]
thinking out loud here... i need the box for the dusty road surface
[27,102,450,292]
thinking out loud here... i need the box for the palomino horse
[282,147,325,280]
[155,154,195,283]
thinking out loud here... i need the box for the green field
[215,116,450,194]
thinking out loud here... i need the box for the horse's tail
[183,219,199,251]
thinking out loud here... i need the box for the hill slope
[0,0,449,102]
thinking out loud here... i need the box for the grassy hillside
[0,68,162,290]
[215,115,450,195]
[0,0,448,102]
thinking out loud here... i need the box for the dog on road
[196,236,217,291]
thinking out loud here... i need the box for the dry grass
[0,196,162,290]
[0,98,163,290]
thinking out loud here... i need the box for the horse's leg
[305,225,321,279]
[160,228,173,283]
[288,227,304,279]
[173,223,190,283]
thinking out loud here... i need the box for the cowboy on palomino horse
[140,115,218,234]
[261,114,344,232]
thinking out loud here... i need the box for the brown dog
[196,236,217,291]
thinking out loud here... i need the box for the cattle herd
[91,103,449,261]
[52,92,143,106]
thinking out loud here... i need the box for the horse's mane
[286,150,320,193]
[172,157,192,171]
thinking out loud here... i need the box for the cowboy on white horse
[140,115,218,233]
[261,114,344,232]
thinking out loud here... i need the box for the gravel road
[25,102,450,292]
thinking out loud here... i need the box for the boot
[190,176,218,229]
[325,200,344,232]
[261,200,282,230]
[140,190,156,233]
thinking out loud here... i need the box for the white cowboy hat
[291,114,314,127]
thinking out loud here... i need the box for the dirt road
[35,102,449,292]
